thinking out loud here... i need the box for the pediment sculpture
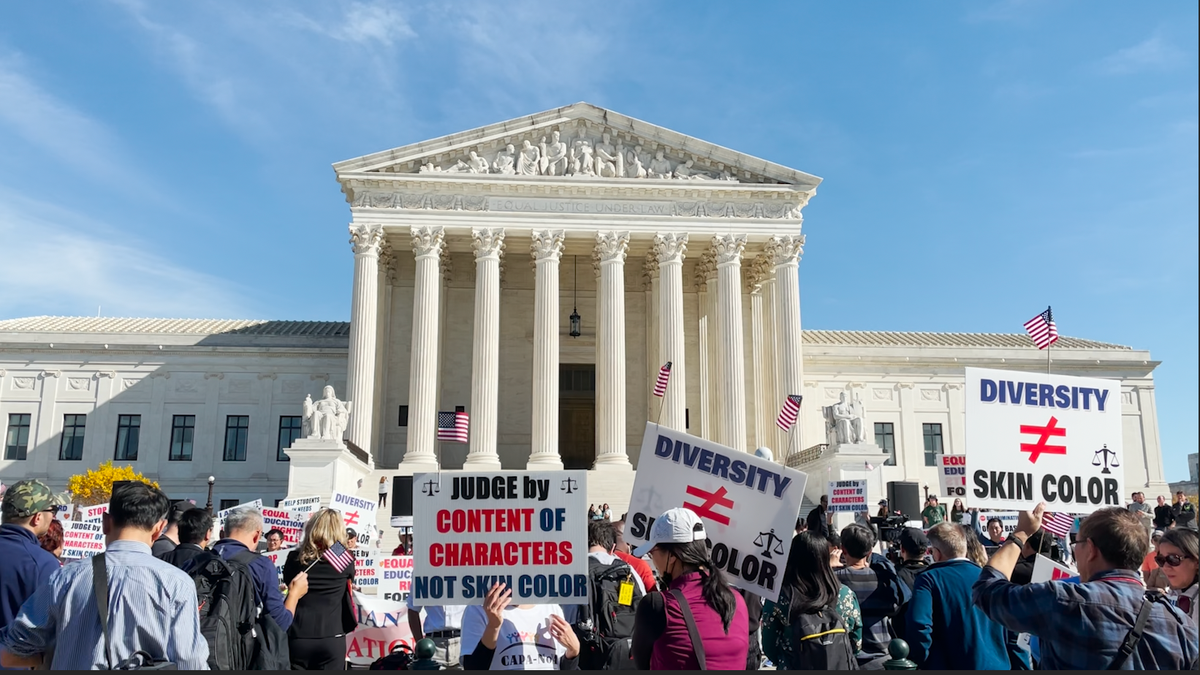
[302,385,353,441]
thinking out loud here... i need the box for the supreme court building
[0,104,1172,511]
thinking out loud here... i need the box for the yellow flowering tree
[66,461,159,505]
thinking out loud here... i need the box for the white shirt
[406,597,466,632]
[379,482,389,495]
[461,604,567,670]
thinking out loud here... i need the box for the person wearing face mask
[1155,528,1198,625]
[629,508,749,670]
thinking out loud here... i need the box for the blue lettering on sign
[979,378,1110,412]
[654,435,792,499]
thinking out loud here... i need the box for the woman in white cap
[629,507,749,670]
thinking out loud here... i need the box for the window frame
[170,415,196,461]
[874,422,896,466]
[277,415,302,461]
[59,414,87,461]
[922,422,944,467]
[5,413,32,461]
[223,415,250,462]
[113,414,142,461]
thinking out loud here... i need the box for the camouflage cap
[1,479,66,519]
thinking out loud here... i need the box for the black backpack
[787,605,859,671]
[190,550,288,670]
[577,557,643,670]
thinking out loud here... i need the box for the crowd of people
[0,476,1197,670]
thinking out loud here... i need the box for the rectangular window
[398,405,409,427]
[59,414,86,461]
[219,499,239,511]
[114,415,141,461]
[923,423,944,467]
[223,415,250,461]
[5,413,32,461]
[277,416,302,461]
[874,422,896,466]
[170,415,195,461]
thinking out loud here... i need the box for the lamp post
[205,476,215,514]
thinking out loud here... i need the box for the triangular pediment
[333,102,821,189]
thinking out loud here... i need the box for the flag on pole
[1043,512,1073,538]
[864,461,876,471]
[322,541,356,573]
[436,411,469,443]
[1023,306,1059,350]
[775,394,803,431]
[652,362,672,398]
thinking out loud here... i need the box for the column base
[592,454,634,471]
[398,454,441,473]
[463,454,503,470]
[526,454,565,470]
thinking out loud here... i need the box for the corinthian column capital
[530,230,566,262]
[746,254,773,294]
[652,233,689,265]
[471,228,506,260]
[411,226,445,259]
[711,234,747,267]
[765,234,806,266]
[594,231,630,264]
[349,224,384,256]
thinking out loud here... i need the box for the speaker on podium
[887,481,921,521]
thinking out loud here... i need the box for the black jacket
[151,535,177,557]
[157,542,207,570]
[282,549,357,639]
[806,506,829,538]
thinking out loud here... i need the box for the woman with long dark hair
[630,508,749,670]
[762,532,862,668]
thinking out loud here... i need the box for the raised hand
[548,614,580,659]
[483,583,511,629]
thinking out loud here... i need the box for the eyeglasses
[1155,553,1193,568]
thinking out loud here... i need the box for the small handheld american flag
[437,411,469,443]
[1023,306,1059,350]
[775,394,803,431]
[322,541,356,573]
[652,362,672,398]
[1042,512,1073,538]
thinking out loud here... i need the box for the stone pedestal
[796,442,892,532]
[284,438,372,504]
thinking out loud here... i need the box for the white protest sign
[345,591,414,666]
[62,520,106,559]
[331,491,377,531]
[411,471,588,606]
[81,503,109,522]
[1031,554,1077,583]
[262,507,305,546]
[55,504,74,523]
[827,479,868,513]
[264,547,293,585]
[936,454,968,499]
[280,495,322,519]
[627,423,808,602]
[979,511,1020,536]
[217,499,263,525]
[354,549,381,588]
[965,367,1123,513]
[378,556,414,602]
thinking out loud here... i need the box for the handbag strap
[1109,594,1155,670]
[669,589,707,671]
[92,553,112,670]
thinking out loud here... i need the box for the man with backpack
[566,520,645,669]
[835,523,909,670]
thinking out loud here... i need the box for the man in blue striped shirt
[0,483,209,670]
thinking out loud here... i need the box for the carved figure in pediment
[626,144,647,179]
[571,136,595,176]
[543,131,568,176]
[442,159,471,173]
[595,133,622,178]
[467,150,489,174]
[648,149,673,179]
[674,159,713,180]
[419,161,442,173]
[493,144,516,174]
[518,140,541,175]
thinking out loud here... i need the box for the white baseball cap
[632,507,708,558]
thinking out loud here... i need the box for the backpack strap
[230,549,259,566]
[91,553,112,670]
[669,589,707,671]
[1108,592,1157,670]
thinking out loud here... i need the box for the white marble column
[704,255,722,443]
[653,233,688,431]
[594,231,632,469]
[401,226,445,471]
[528,230,565,469]
[748,258,768,451]
[713,235,748,451]
[761,270,782,455]
[696,280,710,439]
[465,228,504,469]
[643,254,659,421]
[767,234,805,453]
[346,224,384,455]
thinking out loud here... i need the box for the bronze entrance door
[558,364,596,470]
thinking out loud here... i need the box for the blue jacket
[211,539,293,631]
[905,558,1008,670]
[0,524,61,631]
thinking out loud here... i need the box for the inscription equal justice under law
[489,197,674,216]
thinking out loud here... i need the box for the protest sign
[965,367,1123,513]
[827,479,868,513]
[62,520,105,559]
[354,549,380,588]
[979,511,1020,536]
[262,507,305,545]
[345,591,414,666]
[55,504,74,523]
[264,547,293,585]
[217,499,263,525]
[81,503,108,522]
[331,491,377,531]
[627,423,808,602]
[379,556,413,602]
[937,454,968,499]
[1031,554,1076,583]
[280,495,321,519]
[411,470,588,606]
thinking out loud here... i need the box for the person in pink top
[630,508,749,670]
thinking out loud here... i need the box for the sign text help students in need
[626,423,808,602]
[965,367,1123,513]
[411,471,588,606]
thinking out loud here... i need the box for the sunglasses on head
[1155,553,1193,568]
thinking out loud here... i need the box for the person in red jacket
[612,518,657,592]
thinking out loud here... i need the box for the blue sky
[0,2,1195,479]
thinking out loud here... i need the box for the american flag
[1043,512,1073,537]
[322,541,356,573]
[1023,306,1059,350]
[652,362,672,398]
[437,411,469,443]
[775,394,803,431]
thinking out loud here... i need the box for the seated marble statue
[648,150,673,178]
[302,386,352,442]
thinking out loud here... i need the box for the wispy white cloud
[0,189,256,319]
[1099,34,1185,75]
[286,2,416,46]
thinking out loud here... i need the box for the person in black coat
[282,508,357,671]
[157,507,212,570]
